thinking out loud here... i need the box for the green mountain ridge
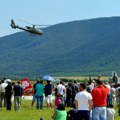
[0,16,120,78]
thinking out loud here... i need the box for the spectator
[13,81,23,111]
[75,83,92,120]
[31,80,39,107]
[5,81,13,110]
[116,86,120,116]
[71,81,78,107]
[86,81,94,93]
[107,104,115,120]
[110,85,116,106]
[91,78,110,120]
[57,81,66,104]
[54,94,62,111]
[65,83,72,107]
[115,84,120,107]
[112,71,119,84]
[0,79,7,107]
[67,103,78,120]
[44,80,53,109]
[35,80,44,109]
[54,83,59,99]
[0,80,2,107]
[105,82,111,107]
[52,103,67,120]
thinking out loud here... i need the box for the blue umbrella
[41,75,55,81]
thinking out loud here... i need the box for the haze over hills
[0,16,120,78]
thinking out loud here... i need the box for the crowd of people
[30,74,120,120]
[0,78,23,111]
[0,73,120,120]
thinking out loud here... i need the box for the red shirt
[91,86,109,107]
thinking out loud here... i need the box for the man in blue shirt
[35,80,44,109]
[13,81,23,111]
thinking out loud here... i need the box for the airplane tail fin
[11,19,16,28]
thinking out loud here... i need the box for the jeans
[0,92,6,107]
[92,107,106,120]
[60,95,65,105]
[36,95,43,109]
[107,94,111,107]
[14,96,21,111]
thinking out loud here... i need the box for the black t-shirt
[5,83,12,95]
[44,83,53,95]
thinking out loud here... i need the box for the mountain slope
[0,17,120,78]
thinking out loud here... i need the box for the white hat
[5,79,11,83]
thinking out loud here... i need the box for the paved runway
[12,95,55,100]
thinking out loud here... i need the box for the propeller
[18,19,49,27]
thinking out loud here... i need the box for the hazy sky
[0,0,120,37]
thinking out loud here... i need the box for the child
[54,94,62,111]
[107,104,115,120]
[52,103,67,120]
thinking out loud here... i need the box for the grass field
[0,99,72,120]
[0,99,120,120]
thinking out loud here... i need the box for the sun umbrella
[41,75,55,81]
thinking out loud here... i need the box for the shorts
[46,94,52,103]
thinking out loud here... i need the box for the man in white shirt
[57,81,66,104]
[75,83,92,120]
[0,80,8,107]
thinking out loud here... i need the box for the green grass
[0,100,50,120]
[114,106,120,120]
[0,99,120,120]
[0,100,71,120]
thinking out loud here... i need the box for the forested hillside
[0,17,120,78]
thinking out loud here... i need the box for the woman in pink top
[54,94,61,111]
